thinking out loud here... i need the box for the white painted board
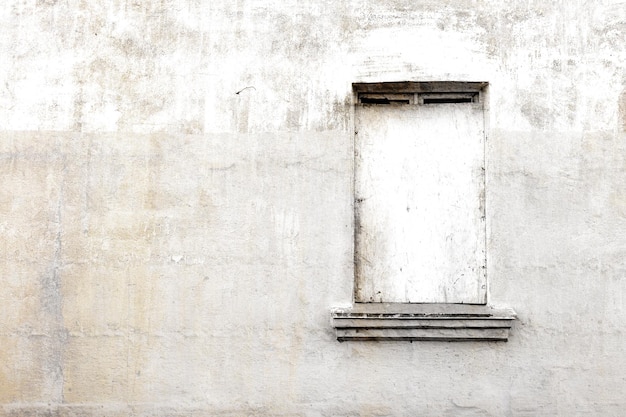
[355,103,486,303]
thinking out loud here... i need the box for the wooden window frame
[331,81,516,342]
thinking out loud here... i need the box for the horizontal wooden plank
[353,81,488,93]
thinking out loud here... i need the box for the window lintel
[352,81,488,94]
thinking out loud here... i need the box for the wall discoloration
[619,85,626,131]
[1,0,626,416]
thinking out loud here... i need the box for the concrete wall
[1,1,625,415]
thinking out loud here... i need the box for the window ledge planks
[331,303,516,342]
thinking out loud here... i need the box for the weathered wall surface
[1,1,625,416]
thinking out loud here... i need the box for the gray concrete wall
[1,1,625,416]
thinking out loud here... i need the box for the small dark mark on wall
[235,86,256,95]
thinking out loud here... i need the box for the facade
[1,1,626,416]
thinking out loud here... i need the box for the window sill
[331,303,516,342]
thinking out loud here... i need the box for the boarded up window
[354,82,487,304]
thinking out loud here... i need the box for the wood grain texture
[355,103,486,303]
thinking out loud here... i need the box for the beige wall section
[0,1,625,416]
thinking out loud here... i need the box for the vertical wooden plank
[355,104,486,303]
